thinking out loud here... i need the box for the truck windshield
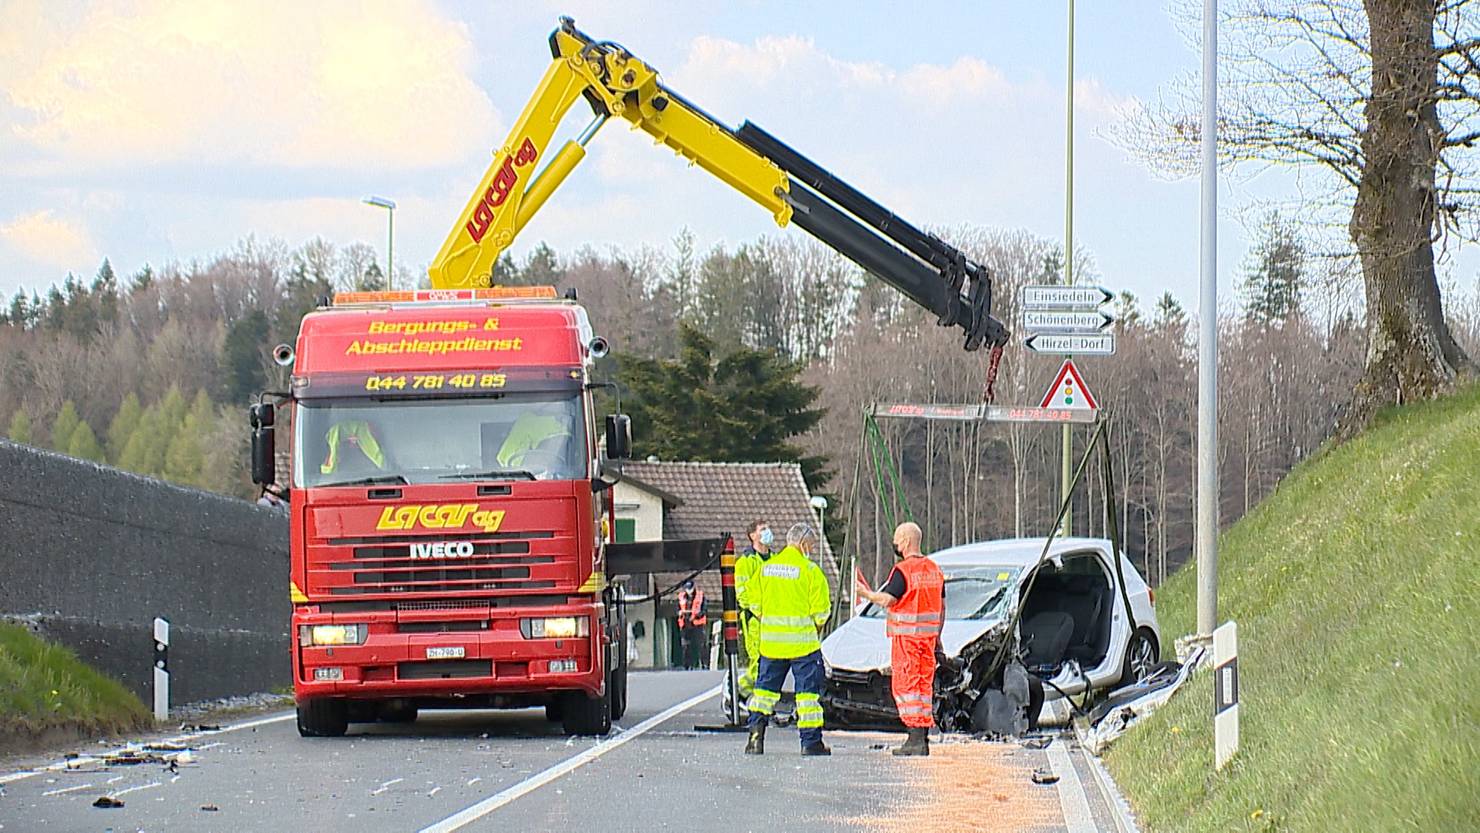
[294,393,587,487]
[861,566,1019,621]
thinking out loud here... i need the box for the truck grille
[325,536,560,596]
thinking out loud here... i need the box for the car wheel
[1121,629,1159,686]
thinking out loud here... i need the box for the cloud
[0,210,99,270]
[0,0,499,173]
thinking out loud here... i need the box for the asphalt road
[0,671,1128,832]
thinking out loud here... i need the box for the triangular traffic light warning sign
[1039,359,1098,410]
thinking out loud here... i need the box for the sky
[1,0,1473,313]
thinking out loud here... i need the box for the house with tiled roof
[612,460,838,668]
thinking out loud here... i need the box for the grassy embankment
[0,623,152,746]
[1106,384,1480,832]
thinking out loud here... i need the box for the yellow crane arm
[428,18,1007,351]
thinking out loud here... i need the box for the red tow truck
[251,286,637,736]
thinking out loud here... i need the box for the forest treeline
[3,224,1478,583]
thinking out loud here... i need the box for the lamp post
[809,495,828,542]
[362,196,396,290]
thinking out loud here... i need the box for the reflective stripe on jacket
[886,555,945,639]
[320,420,386,474]
[677,589,707,628]
[754,546,831,659]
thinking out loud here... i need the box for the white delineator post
[1213,621,1238,769]
[1196,0,1220,638]
[153,617,170,721]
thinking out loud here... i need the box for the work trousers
[680,625,708,669]
[737,613,761,697]
[747,650,825,747]
[890,635,937,729]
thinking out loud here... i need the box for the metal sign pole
[1196,0,1220,638]
[1060,0,1076,538]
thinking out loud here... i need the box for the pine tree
[93,258,119,324]
[51,401,81,452]
[67,421,105,462]
[163,390,213,487]
[107,393,143,462]
[221,310,268,404]
[619,324,828,487]
[1243,212,1305,326]
[6,409,33,445]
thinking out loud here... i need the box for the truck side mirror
[249,402,277,486]
[604,414,632,460]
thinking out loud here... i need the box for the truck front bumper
[291,601,605,701]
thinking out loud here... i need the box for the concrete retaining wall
[0,440,290,704]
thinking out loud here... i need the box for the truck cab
[251,286,631,737]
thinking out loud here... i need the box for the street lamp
[809,495,828,544]
[362,196,396,290]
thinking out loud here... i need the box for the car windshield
[861,566,1020,621]
[293,393,587,487]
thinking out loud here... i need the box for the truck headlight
[300,624,366,646]
[521,617,588,639]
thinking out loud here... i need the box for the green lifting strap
[863,413,916,539]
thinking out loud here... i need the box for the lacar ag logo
[376,504,506,534]
[465,138,539,243]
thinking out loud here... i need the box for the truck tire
[544,700,565,722]
[560,689,611,736]
[297,698,348,737]
[611,636,630,720]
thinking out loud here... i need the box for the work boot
[801,740,832,756]
[744,725,766,755]
[892,727,930,756]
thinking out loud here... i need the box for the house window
[615,518,636,543]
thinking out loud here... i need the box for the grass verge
[1105,384,1480,832]
[0,622,153,746]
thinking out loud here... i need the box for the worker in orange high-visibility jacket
[855,521,944,756]
[676,580,709,669]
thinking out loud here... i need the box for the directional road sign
[1023,309,1114,333]
[1025,333,1116,356]
[1019,285,1113,310]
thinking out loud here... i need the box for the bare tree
[1117,0,1477,431]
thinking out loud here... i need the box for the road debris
[1030,768,1060,785]
[1077,645,1204,755]
[92,795,125,808]
[201,804,220,812]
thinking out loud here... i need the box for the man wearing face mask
[745,523,832,756]
[855,521,944,756]
[733,520,774,703]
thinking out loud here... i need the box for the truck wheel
[611,641,630,720]
[560,690,611,736]
[544,700,565,722]
[297,699,348,737]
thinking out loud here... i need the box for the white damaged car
[821,537,1161,734]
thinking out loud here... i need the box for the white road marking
[420,684,721,833]
[371,777,404,795]
[41,783,93,797]
[0,711,294,785]
[105,775,125,785]
[110,781,161,798]
[1046,738,1096,833]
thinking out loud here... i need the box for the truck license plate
[426,646,465,659]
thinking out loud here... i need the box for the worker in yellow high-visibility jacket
[733,519,774,703]
[744,523,831,757]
